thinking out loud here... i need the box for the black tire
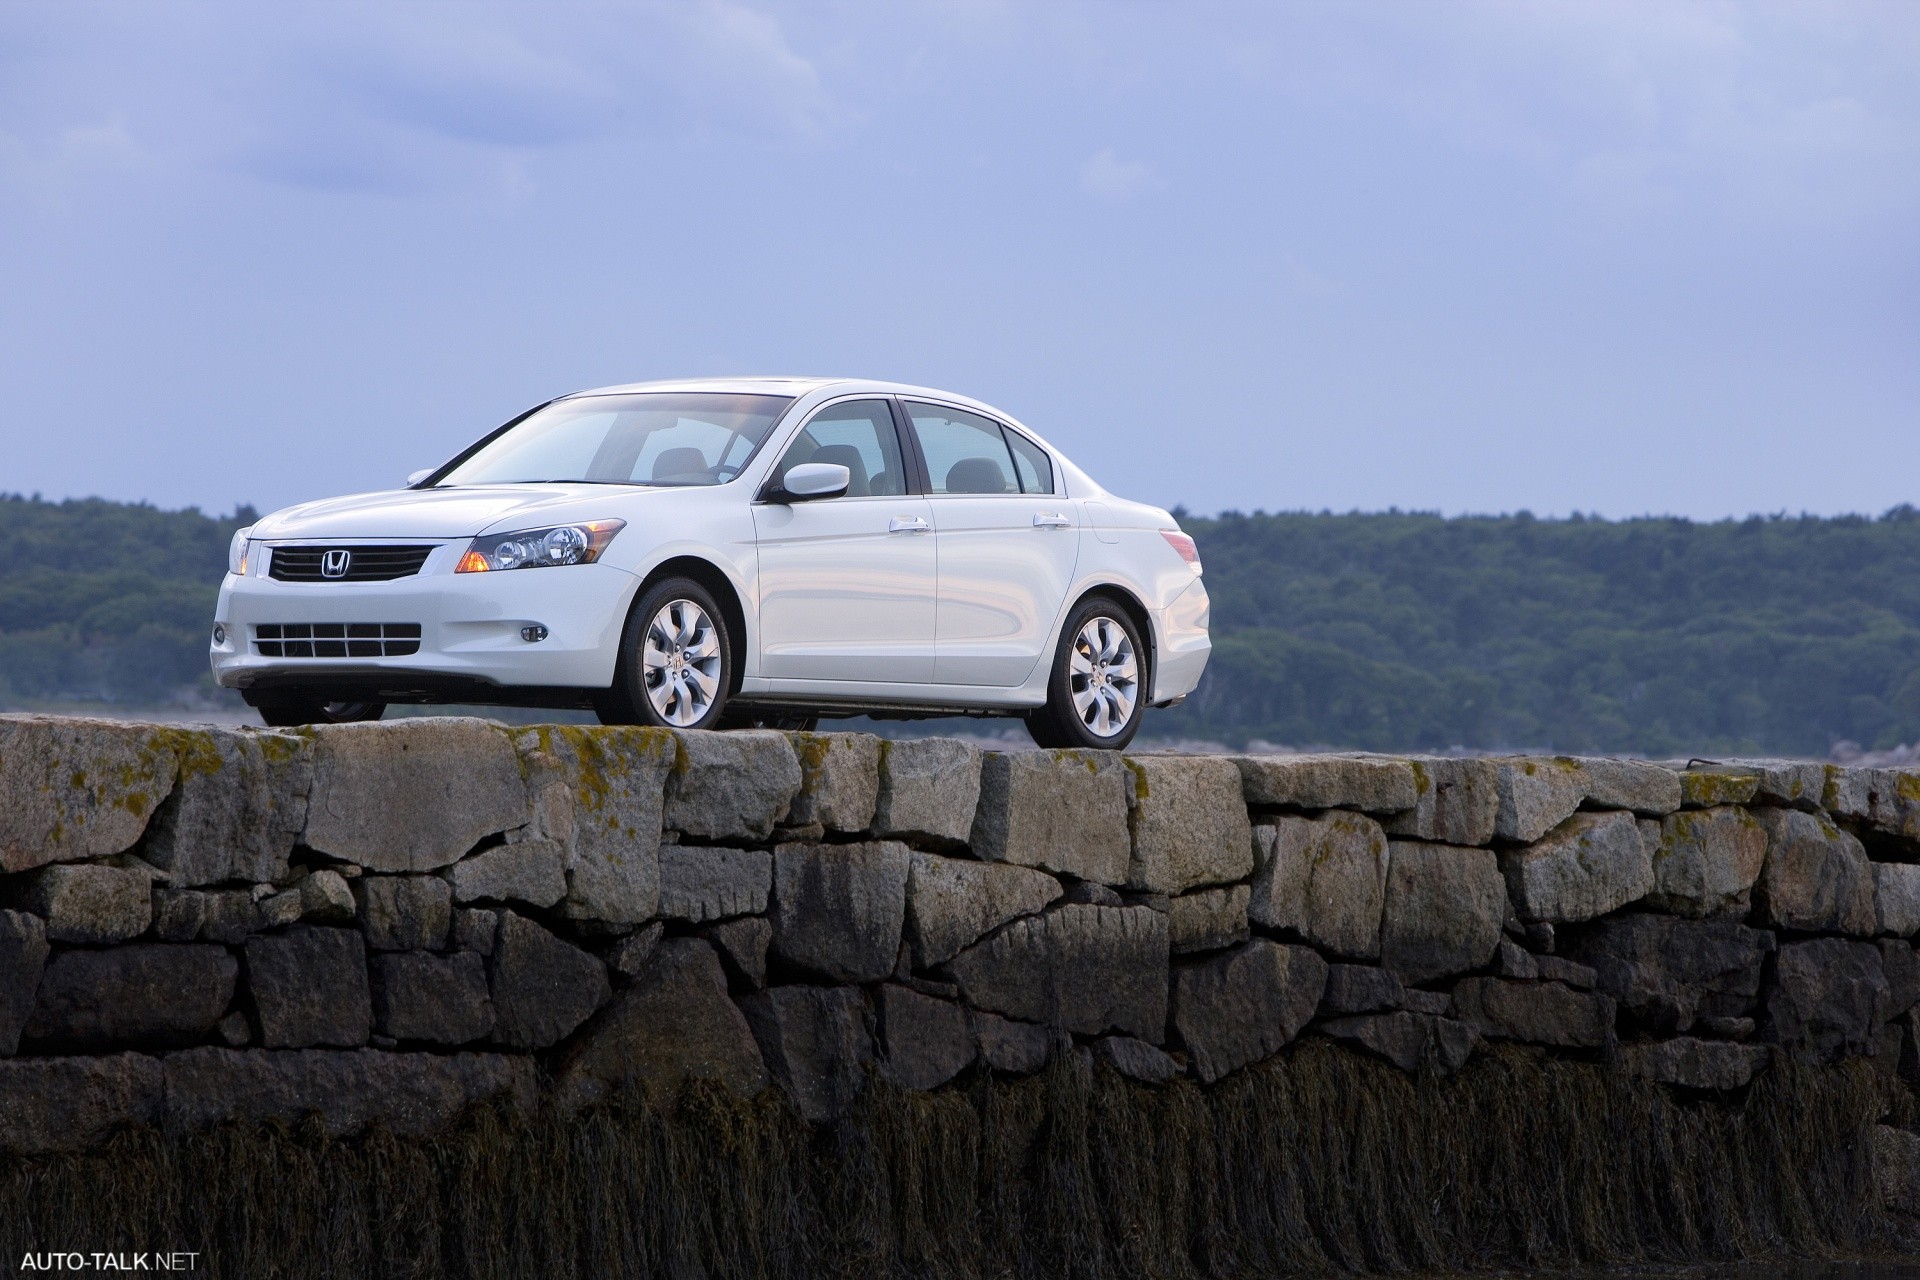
[1025,596,1147,751]
[595,576,734,729]
[245,691,387,728]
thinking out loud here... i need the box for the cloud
[1079,147,1157,200]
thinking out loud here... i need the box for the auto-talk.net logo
[19,1253,201,1272]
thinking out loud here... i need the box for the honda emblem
[321,549,352,579]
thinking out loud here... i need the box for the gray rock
[296,869,357,923]
[217,1010,250,1046]
[161,1047,535,1138]
[665,729,802,842]
[0,716,181,873]
[304,719,529,873]
[1450,978,1615,1049]
[872,738,983,848]
[452,906,500,956]
[1536,955,1598,989]
[0,910,50,1055]
[905,852,1060,968]
[1380,757,1500,847]
[245,926,371,1048]
[786,732,881,833]
[1501,811,1653,924]
[369,950,494,1045]
[1695,1015,1756,1040]
[976,1011,1052,1074]
[1125,756,1254,894]
[1677,770,1762,809]
[487,912,611,1050]
[706,916,771,989]
[1568,913,1775,1035]
[740,984,870,1122]
[1232,754,1419,814]
[17,862,152,943]
[1825,766,1920,832]
[1319,963,1405,1016]
[259,888,303,929]
[24,944,236,1050]
[1380,841,1507,984]
[659,845,773,922]
[1578,757,1683,815]
[949,903,1168,1041]
[1402,988,1454,1016]
[152,889,208,941]
[516,725,674,924]
[1493,758,1588,844]
[200,889,261,944]
[1874,1125,1920,1216]
[1250,812,1389,959]
[971,750,1131,885]
[1882,940,1920,1017]
[1707,758,1827,808]
[1168,885,1250,954]
[559,938,767,1108]
[1319,1012,1479,1074]
[0,1053,165,1153]
[1754,808,1876,936]
[1761,937,1888,1063]
[602,921,664,982]
[1878,864,1920,938]
[446,840,567,908]
[142,727,311,887]
[1491,938,1541,979]
[877,984,975,1090]
[1644,806,1768,918]
[1090,1035,1179,1083]
[770,840,909,983]
[354,875,452,951]
[1171,939,1326,1083]
[1618,1037,1771,1091]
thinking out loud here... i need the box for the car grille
[268,545,434,582]
[254,623,422,658]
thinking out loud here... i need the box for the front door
[904,400,1080,687]
[751,398,937,683]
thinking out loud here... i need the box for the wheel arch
[635,555,751,696]
[1063,582,1155,694]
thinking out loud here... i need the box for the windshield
[435,393,795,487]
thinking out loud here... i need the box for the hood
[250,484,634,540]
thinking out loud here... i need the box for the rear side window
[905,402,1018,495]
[1002,428,1054,494]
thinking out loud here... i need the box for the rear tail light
[1161,530,1202,575]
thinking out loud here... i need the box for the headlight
[229,527,253,576]
[457,520,625,573]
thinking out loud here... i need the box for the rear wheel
[246,691,387,728]
[596,577,733,729]
[1025,598,1146,750]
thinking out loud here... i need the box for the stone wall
[4,714,1920,1208]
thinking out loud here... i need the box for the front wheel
[596,577,733,729]
[245,691,387,728]
[1026,599,1147,751]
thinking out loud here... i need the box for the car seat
[945,456,1010,494]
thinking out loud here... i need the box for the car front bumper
[210,560,639,694]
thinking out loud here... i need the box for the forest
[4,492,1917,757]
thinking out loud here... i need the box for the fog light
[521,625,549,643]
[212,624,227,645]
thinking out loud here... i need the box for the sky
[1,0,1916,523]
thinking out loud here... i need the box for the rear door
[903,400,1079,687]
[751,398,937,683]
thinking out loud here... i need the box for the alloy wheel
[642,598,724,726]
[1068,615,1138,739]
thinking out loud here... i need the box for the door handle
[1032,512,1072,528]
[889,516,930,533]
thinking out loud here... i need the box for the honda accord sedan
[211,378,1210,749]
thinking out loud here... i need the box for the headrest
[945,457,1010,494]
[809,444,870,496]
[652,447,710,482]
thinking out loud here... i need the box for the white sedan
[211,378,1210,749]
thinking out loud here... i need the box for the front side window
[435,393,794,487]
[906,403,1018,495]
[769,400,907,497]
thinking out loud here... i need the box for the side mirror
[406,469,435,487]
[764,462,849,503]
